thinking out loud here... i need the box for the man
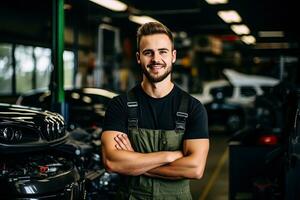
[101,22,209,200]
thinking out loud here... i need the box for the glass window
[210,85,233,98]
[34,47,51,90]
[15,45,34,93]
[241,86,256,97]
[0,44,13,94]
[261,86,273,94]
[0,44,74,95]
[63,51,74,88]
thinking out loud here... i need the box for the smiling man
[101,22,209,200]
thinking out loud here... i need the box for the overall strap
[176,91,189,132]
[127,89,138,128]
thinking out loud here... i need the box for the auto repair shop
[0,0,299,199]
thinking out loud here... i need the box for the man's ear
[136,52,140,64]
[172,49,177,63]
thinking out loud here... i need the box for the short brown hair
[136,22,174,51]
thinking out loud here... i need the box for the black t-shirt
[103,84,209,139]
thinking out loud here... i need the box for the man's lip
[149,64,163,68]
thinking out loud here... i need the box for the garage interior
[0,0,299,199]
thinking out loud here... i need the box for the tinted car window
[261,86,273,94]
[210,85,233,99]
[241,86,256,97]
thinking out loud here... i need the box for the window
[0,44,13,94]
[63,51,74,88]
[241,86,256,97]
[0,43,75,95]
[210,85,233,98]
[15,45,34,93]
[35,47,51,90]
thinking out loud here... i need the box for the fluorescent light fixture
[218,10,242,23]
[129,15,159,25]
[241,35,256,45]
[63,4,72,10]
[179,31,187,38]
[231,24,250,35]
[254,42,290,49]
[89,0,127,12]
[205,0,228,4]
[258,31,284,37]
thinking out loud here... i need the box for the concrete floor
[190,132,229,200]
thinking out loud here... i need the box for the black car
[0,103,85,199]
[16,88,118,129]
[204,86,246,133]
[0,103,67,153]
[228,83,300,200]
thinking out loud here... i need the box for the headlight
[0,126,39,144]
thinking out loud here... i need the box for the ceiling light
[241,35,256,45]
[258,31,284,37]
[230,24,250,35]
[129,15,159,25]
[205,0,228,4]
[89,0,127,12]
[254,42,290,49]
[218,10,242,23]
[63,4,72,10]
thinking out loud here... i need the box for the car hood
[0,103,68,153]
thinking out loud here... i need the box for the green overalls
[116,90,192,200]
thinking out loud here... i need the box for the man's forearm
[145,153,206,180]
[102,147,182,176]
[101,131,183,176]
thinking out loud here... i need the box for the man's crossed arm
[101,131,209,180]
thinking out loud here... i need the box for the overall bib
[116,90,192,200]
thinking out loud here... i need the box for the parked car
[0,103,120,199]
[204,86,247,133]
[0,103,67,152]
[192,69,279,133]
[192,68,279,105]
[0,103,85,199]
[228,82,300,200]
[16,87,118,129]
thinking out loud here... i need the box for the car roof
[223,68,280,87]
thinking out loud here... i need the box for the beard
[141,62,172,83]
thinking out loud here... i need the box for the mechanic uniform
[103,84,209,200]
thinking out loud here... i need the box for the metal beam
[51,0,66,118]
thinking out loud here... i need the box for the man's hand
[114,134,134,151]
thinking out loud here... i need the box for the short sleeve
[103,95,128,134]
[184,99,209,139]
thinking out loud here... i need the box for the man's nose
[151,52,160,62]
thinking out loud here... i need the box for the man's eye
[160,51,168,54]
[144,51,152,56]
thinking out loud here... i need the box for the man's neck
[141,78,174,98]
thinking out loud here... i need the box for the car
[16,87,118,129]
[228,82,300,200]
[0,103,85,199]
[203,86,247,133]
[0,103,67,152]
[192,68,280,105]
[192,69,280,133]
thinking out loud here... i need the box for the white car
[192,69,280,105]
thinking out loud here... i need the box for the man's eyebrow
[158,48,169,51]
[141,48,170,54]
[141,49,153,54]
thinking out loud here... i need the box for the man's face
[136,34,176,83]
